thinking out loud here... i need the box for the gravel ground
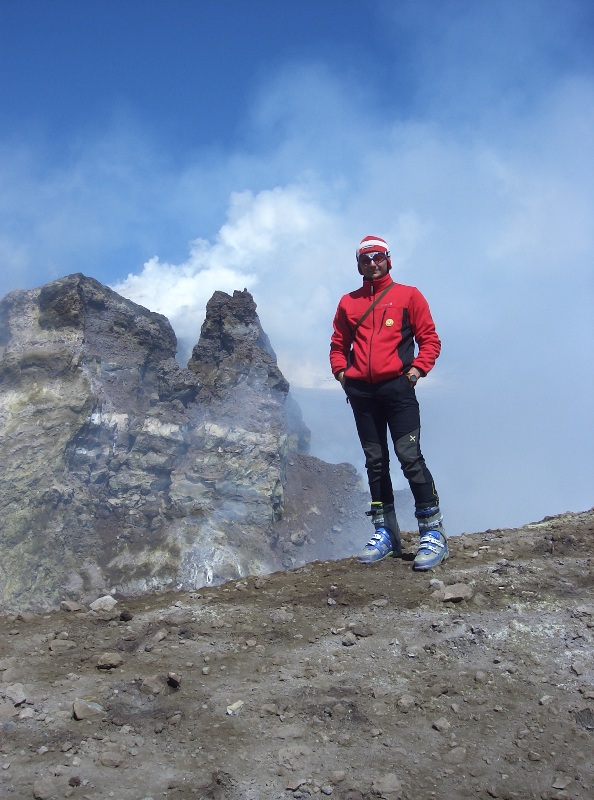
[1,509,593,800]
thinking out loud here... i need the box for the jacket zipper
[367,282,375,382]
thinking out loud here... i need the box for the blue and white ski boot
[358,502,402,564]
[413,505,449,570]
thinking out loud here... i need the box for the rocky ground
[1,509,593,800]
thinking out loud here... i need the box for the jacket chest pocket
[377,306,403,333]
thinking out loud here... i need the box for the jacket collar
[362,271,394,295]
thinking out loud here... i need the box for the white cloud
[113,184,345,369]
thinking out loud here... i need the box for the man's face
[358,251,389,280]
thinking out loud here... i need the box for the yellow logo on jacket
[385,318,394,327]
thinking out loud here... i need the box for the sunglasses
[358,252,387,267]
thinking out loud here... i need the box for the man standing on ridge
[330,235,448,570]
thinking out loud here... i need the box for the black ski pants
[344,375,439,510]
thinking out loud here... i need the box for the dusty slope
[1,510,593,800]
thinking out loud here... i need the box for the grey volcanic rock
[188,288,309,452]
[0,275,364,612]
[189,289,289,398]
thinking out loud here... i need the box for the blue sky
[1,0,593,534]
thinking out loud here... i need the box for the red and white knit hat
[356,235,392,270]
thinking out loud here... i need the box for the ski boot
[358,502,402,564]
[413,505,448,570]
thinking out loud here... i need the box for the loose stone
[167,672,182,688]
[4,683,26,705]
[89,595,118,612]
[72,699,104,720]
[140,675,165,695]
[397,695,416,712]
[443,746,467,764]
[442,583,475,602]
[96,652,125,670]
[99,750,124,767]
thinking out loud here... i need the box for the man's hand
[406,367,422,386]
[336,370,346,388]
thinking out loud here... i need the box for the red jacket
[330,271,441,383]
